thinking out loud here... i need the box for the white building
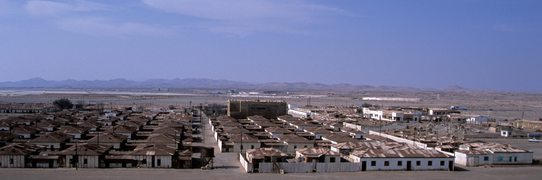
[362,108,420,122]
[348,141,454,171]
[29,132,69,150]
[288,108,313,119]
[501,130,512,137]
[0,144,41,168]
[296,147,341,164]
[218,134,261,153]
[454,142,533,167]
[62,144,112,168]
[278,134,314,154]
[466,115,489,124]
[132,144,175,168]
[428,108,456,116]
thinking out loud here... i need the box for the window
[157,159,161,166]
[416,161,421,166]
[440,161,445,166]
[84,158,88,165]
[251,145,254,149]
[142,159,147,164]
[397,161,403,166]
[330,157,336,163]
[371,161,376,166]
[514,157,518,162]
[428,161,433,166]
[294,145,297,149]
[483,156,489,161]
[509,156,513,162]
[240,145,244,150]
[497,156,504,162]
[384,161,389,166]
[10,158,14,164]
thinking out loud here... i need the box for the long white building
[454,142,533,167]
[362,108,421,122]
[347,141,454,171]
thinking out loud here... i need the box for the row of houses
[0,143,180,168]
[0,103,56,114]
[361,106,492,124]
[368,130,534,167]
[209,113,457,173]
[0,108,212,169]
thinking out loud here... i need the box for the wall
[133,155,172,168]
[239,153,253,173]
[360,158,453,171]
[368,131,428,149]
[66,155,100,168]
[316,163,360,172]
[343,122,362,131]
[276,162,314,173]
[228,101,288,119]
[491,152,533,165]
[32,142,61,150]
[0,155,25,168]
[258,162,361,173]
[454,152,469,166]
[286,143,314,154]
[233,142,260,153]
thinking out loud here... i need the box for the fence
[316,163,361,173]
[258,162,361,173]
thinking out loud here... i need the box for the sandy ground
[2,90,542,120]
[1,167,541,180]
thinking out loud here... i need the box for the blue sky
[0,0,541,91]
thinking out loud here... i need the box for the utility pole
[379,114,382,136]
[240,130,243,154]
[75,141,78,170]
[97,131,100,145]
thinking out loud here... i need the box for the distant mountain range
[0,78,468,92]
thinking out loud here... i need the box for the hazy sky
[0,0,541,91]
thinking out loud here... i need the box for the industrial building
[227,100,288,119]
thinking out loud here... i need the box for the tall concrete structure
[227,100,288,119]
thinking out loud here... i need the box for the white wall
[66,155,100,168]
[258,162,361,173]
[234,142,260,153]
[239,153,253,173]
[454,152,469,166]
[368,131,428,149]
[286,143,314,154]
[358,158,453,171]
[343,122,362,131]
